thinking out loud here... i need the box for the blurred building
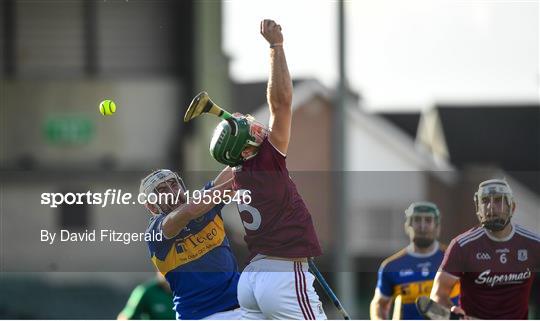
[0,0,233,318]
[1,0,539,319]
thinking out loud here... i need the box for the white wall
[505,176,540,233]
[344,107,436,254]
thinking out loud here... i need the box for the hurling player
[431,179,539,319]
[139,169,241,319]
[207,20,326,319]
[370,202,459,320]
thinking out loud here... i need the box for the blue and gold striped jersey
[146,182,240,320]
[376,242,460,319]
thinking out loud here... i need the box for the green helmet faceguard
[210,117,262,166]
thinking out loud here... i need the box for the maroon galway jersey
[232,137,322,259]
[440,224,540,319]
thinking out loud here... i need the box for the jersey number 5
[237,190,261,231]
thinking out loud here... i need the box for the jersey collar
[484,223,515,242]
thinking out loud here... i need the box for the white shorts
[238,258,327,320]
[202,307,242,320]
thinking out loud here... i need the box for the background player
[117,272,174,320]
[431,179,539,319]
[140,168,241,320]
[207,19,326,319]
[370,202,459,320]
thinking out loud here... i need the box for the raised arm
[213,166,233,186]
[161,178,233,239]
[260,19,293,155]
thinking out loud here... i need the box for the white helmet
[474,179,514,231]
[139,169,186,215]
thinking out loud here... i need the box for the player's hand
[260,19,283,46]
[450,306,469,319]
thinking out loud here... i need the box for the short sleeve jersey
[377,242,460,319]
[232,137,322,259]
[146,182,240,319]
[440,224,539,319]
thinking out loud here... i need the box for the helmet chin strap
[243,154,257,162]
[242,149,259,162]
[241,140,261,162]
[482,218,510,231]
[482,211,513,231]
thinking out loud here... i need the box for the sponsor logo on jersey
[152,215,226,274]
[518,249,528,262]
[476,252,491,260]
[399,269,414,277]
[474,268,532,287]
[417,262,432,277]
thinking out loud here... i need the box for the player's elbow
[279,90,293,105]
[269,102,292,119]
[268,92,292,112]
